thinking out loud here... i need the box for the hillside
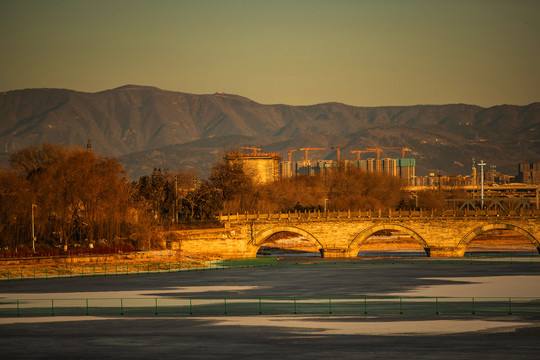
[1,85,538,178]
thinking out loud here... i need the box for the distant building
[382,158,397,177]
[315,160,336,175]
[278,154,417,183]
[341,160,356,170]
[296,160,318,176]
[226,151,281,184]
[281,160,294,178]
[397,158,416,185]
[518,161,540,185]
[366,158,377,172]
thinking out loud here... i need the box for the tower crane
[331,146,352,162]
[287,149,297,162]
[350,150,372,161]
[240,146,261,154]
[364,148,384,172]
[299,148,326,162]
[380,147,414,158]
[364,148,383,162]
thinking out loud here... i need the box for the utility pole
[31,204,37,253]
[478,160,486,209]
[536,185,540,210]
[174,175,178,224]
[472,158,476,199]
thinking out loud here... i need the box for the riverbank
[0,250,224,279]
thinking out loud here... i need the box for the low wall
[0,250,182,267]
[167,227,255,258]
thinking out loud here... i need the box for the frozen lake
[1,260,540,359]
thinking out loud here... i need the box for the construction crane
[364,148,384,172]
[299,148,326,162]
[287,149,297,162]
[364,148,383,162]
[331,146,352,162]
[381,147,414,158]
[350,150,372,161]
[240,146,261,154]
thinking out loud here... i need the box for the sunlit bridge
[356,229,428,258]
[256,231,321,257]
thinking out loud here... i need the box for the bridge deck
[219,209,540,222]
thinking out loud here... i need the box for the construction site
[227,146,417,185]
[223,147,540,207]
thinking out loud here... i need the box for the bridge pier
[320,248,356,258]
[426,247,456,257]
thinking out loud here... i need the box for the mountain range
[1,85,538,179]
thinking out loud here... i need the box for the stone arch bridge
[170,209,540,258]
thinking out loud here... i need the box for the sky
[1,0,539,107]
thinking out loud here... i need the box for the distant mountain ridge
[0,85,538,178]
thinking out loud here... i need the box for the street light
[477,160,486,209]
[31,203,37,253]
[536,185,540,210]
[174,175,178,224]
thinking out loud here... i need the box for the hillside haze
[1,85,538,178]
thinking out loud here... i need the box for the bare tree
[0,170,31,250]
[210,158,254,213]
[3,144,130,251]
[10,143,69,179]
[325,166,404,210]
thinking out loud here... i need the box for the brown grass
[0,251,219,279]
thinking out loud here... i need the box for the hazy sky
[1,0,539,107]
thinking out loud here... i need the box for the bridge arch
[251,225,324,250]
[348,224,431,256]
[456,223,540,256]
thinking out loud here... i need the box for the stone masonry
[169,210,540,258]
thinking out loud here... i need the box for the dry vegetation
[2,143,530,266]
[211,158,405,213]
[0,250,221,279]
[1,144,409,255]
[1,143,129,252]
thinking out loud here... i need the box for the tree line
[1,143,129,252]
[0,143,453,252]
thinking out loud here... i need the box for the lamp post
[31,203,37,253]
[536,185,540,210]
[174,175,178,224]
[477,161,486,209]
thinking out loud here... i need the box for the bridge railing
[218,208,540,221]
[446,197,537,211]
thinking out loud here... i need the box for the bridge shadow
[4,261,540,299]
